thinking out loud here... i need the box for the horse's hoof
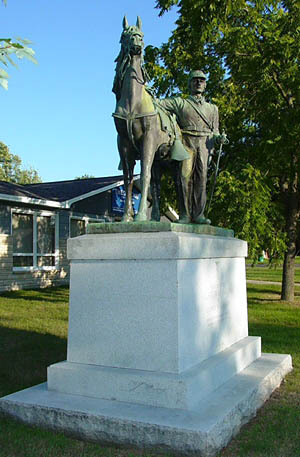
[134,213,147,222]
[121,215,134,223]
[151,214,160,222]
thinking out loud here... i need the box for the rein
[112,57,157,121]
[114,54,148,95]
[113,37,157,155]
[130,66,146,86]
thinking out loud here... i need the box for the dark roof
[24,175,125,202]
[0,180,46,200]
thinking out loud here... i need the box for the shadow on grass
[249,321,300,358]
[0,325,67,398]
[247,284,300,305]
[247,285,280,295]
[0,286,69,304]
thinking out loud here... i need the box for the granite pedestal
[0,223,292,456]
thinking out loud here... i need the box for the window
[70,218,86,238]
[12,210,58,270]
[69,216,105,238]
[70,216,105,238]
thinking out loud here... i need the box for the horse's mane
[112,47,131,101]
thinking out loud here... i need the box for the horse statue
[112,16,188,222]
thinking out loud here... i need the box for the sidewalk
[247,279,300,286]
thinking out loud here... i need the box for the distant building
[0,175,175,292]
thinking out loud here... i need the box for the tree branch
[271,70,294,108]
[256,41,294,109]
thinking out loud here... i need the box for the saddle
[153,97,190,162]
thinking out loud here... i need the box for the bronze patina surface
[112,18,228,226]
[87,221,234,237]
[158,71,228,225]
[112,17,186,224]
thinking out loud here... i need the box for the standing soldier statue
[159,70,226,224]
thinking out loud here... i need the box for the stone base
[0,230,293,455]
[66,232,249,373]
[0,353,292,457]
[48,336,261,410]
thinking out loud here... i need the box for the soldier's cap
[188,70,207,81]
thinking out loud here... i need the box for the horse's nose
[132,44,142,54]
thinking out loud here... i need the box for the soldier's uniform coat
[159,95,219,221]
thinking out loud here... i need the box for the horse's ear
[123,16,129,29]
[136,16,142,30]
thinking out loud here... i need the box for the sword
[206,131,229,215]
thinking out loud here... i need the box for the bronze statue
[113,18,226,224]
[158,70,224,224]
[112,16,187,222]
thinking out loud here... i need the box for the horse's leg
[118,134,135,222]
[150,158,162,222]
[135,119,157,222]
[122,169,134,222]
[135,149,155,221]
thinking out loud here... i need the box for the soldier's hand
[214,131,229,146]
[219,131,229,145]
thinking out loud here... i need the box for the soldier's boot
[193,215,211,225]
[177,214,192,224]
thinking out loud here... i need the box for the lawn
[246,265,300,283]
[219,283,300,457]
[0,284,299,457]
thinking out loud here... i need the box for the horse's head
[113,16,147,98]
[120,16,144,56]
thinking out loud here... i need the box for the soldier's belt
[181,130,210,137]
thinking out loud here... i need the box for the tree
[147,0,299,301]
[1,0,37,89]
[75,174,96,180]
[0,142,41,184]
[210,165,286,263]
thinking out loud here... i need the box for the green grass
[246,265,300,283]
[246,256,300,266]
[0,284,299,457]
[0,287,68,398]
[218,284,300,457]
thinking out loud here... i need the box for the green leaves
[1,0,37,88]
[150,0,299,266]
[0,142,42,184]
[0,68,9,89]
[155,0,179,16]
[0,38,37,88]
[209,165,287,263]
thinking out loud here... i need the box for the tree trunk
[281,249,295,301]
[281,159,298,302]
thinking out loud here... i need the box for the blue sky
[1,1,178,182]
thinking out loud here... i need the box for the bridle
[112,22,156,156]
[113,27,149,95]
